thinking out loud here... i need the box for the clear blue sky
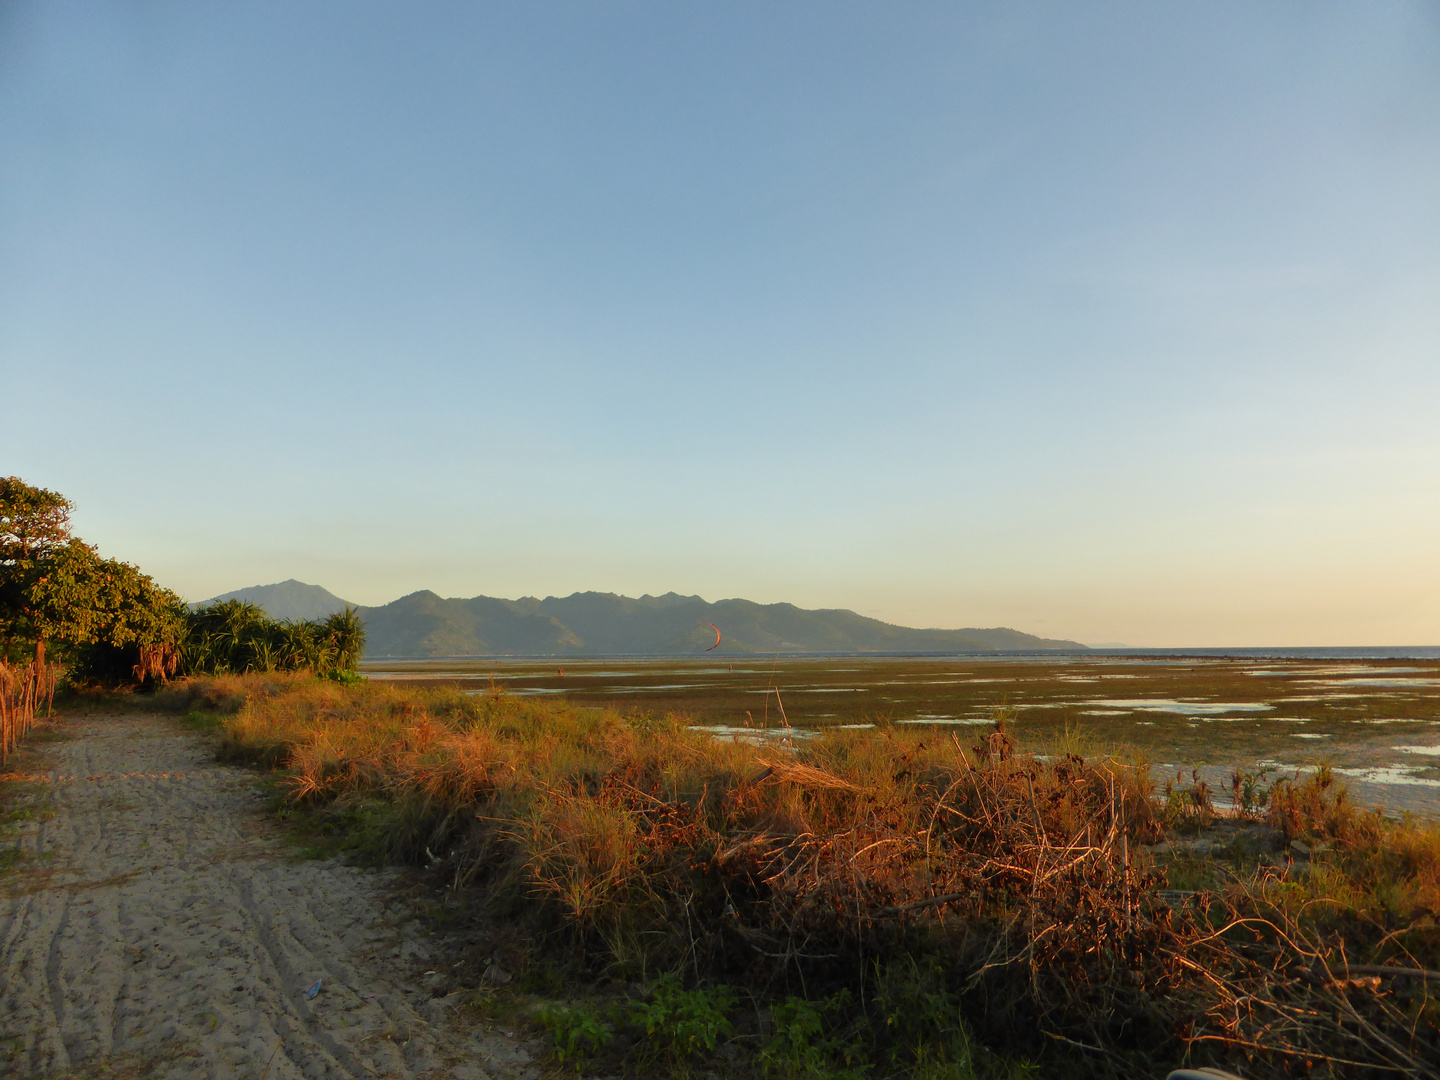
[3,2,1438,645]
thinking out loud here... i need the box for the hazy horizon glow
[3,3,1438,646]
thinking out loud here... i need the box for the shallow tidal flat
[359,655,1440,818]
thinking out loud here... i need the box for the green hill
[356,589,1087,657]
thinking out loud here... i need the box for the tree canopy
[1,477,186,672]
[0,476,73,567]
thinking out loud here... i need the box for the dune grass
[159,673,1440,1079]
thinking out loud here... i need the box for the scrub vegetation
[364,654,1440,786]
[161,673,1440,1080]
[180,599,365,680]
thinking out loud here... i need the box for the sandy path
[0,714,538,1080]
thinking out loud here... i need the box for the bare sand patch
[0,714,538,1080]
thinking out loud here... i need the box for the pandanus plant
[319,607,365,674]
[180,601,365,677]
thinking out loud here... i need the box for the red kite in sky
[700,622,721,651]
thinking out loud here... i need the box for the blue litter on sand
[304,979,322,999]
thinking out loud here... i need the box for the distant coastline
[198,581,1440,662]
[1076,646,1440,660]
[358,645,1440,662]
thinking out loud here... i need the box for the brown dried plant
[185,674,1438,1078]
[0,644,57,765]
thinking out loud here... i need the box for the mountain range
[198,581,1088,656]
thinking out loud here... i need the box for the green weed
[759,992,866,1080]
[517,961,572,999]
[628,973,736,1063]
[535,1001,614,1068]
[874,957,973,1073]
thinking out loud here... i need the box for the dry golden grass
[1,655,57,765]
[171,674,1439,1079]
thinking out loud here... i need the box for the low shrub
[760,991,867,1080]
[185,674,1440,1079]
[628,973,737,1064]
[536,1000,615,1068]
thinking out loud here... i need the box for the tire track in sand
[0,714,538,1080]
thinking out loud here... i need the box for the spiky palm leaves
[319,607,365,672]
[180,600,365,677]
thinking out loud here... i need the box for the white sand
[0,714,538,1080]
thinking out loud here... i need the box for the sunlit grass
[163,673,1440,1079]
[360,655,1440,781]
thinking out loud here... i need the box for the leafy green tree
[0,477,72,556]
[46,544,188,684]
[0,477,76,658]
[30,542,185,653]
[1,477,185,678]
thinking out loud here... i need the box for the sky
[2,2,1439,646]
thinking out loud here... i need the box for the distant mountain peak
[196,580,355,623]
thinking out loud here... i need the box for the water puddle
[1204,715,1311,723]
[1332,766,1440,788]
[1254,760,1440,789]
[885,674,1012,683]
[870,678,1004,686]
[1094,699,1275,716]
[897,715,994,726]
[1299,678,1440,689]
[605,683,725,692]
[1248,666,1429,678]
[467,686,568,696]
[689,724,817,744]
[370,671,501,681]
